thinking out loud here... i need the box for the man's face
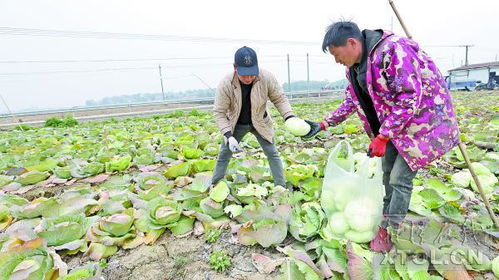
[235,68,257,85]
[328,38,362,67]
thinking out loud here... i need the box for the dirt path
[61,230,284,280]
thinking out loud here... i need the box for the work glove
[367,135,389,157]
[302,120,328,139]
[226,136,243,153]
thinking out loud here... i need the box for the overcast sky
[0,0,498,112]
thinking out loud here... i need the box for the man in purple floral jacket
[304,21,460,252]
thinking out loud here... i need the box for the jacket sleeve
[378,41,423,139]
[213,80,233,135]
[267,73,294,119]
[324,83,357,125]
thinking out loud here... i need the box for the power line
[0,54,288,64]
[0,57,230,64]
[0,59,339,76]
[0,66,155,76]
[0,63,229,76]
[0,57,300,76]
[0,26,319,45]
[424,45,467,48]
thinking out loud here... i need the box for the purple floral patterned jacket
[324,31,460,171]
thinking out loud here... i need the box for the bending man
[304,21,459,252]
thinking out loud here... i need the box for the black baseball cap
[234,46,259,76]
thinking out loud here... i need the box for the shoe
[369,227,393,252]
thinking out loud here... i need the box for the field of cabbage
[0,91,497,280]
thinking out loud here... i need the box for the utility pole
[158,64,165,101]
[287,54,291,99]
[423,44,475,67]
[306,53,310,93]
[459,45,473,66]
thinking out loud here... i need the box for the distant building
[447,61,499,90]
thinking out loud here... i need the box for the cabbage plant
[15,170,49,186]
[200,197,225,218]
[289,202,326,241]
[0,238,64,280]
[36,214,93,248]
[12,197,59,219]
[492,256,499,278]
[59,263,101,280]
[134,197,181,244]
[0,205,13,231]
[105,154,132,173]
[87,209,136,247]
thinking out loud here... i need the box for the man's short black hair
[322,21,362,52]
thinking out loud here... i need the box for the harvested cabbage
[285,117,311,136]
[328,212,349,235]
[344,197,380,232]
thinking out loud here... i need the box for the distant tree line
[85,89,215,106]
[321,79,349,90]
[84,80,341,107]
[282,80,330,92]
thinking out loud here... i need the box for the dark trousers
[381,141,418,228]
[211,124,286,187]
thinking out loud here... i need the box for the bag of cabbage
[320,140,385,244]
